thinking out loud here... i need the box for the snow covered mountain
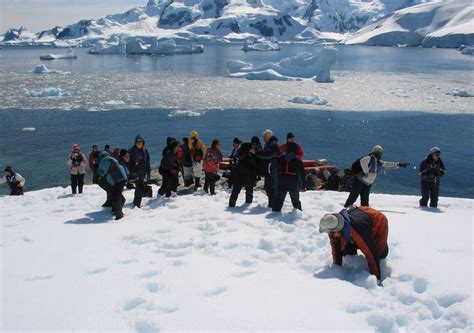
[1,0,443,46]
[344,0,474,48]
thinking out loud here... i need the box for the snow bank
[345,1,474,48]
[289,94,328,105]
[228,47,337,82]
[40,48,77,60]
[242,39,280,52]
[168,110,202,117]
[25,87,72,97]
[1,186,472,331]
[32,64,69,74]
[21,127,36,132]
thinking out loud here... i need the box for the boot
[194,177,201,191]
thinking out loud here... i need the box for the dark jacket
[276,143,305,190]
[232,143,257,184]
[255,136,279,176]
[117,157,130,177]
[160,149,178,173]
[129,135,151,179]
[419,154,446,183]
[181,143,193,168]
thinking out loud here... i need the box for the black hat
[287,132,295,140]
[4,166,12,172]
[233,137,241,145]
[119,149,128,157]
[251,136,260,144]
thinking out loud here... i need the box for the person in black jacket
[272,142,305,212]
[229,142,257,207]
[128,135,151,208]
[419,147,446,208]
[158,141,180,198]
[253,130,280,208]
[181,137,193,187]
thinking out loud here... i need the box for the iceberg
[32,64,69,74]
[40,48,77,60]
[228,47,337,83]
[22,127,37,132]
[289,94,328,105]
[168,110,202,117]
[447,90,474,98]
[88,38,126,55]
[148,39,204,55]
[25,87,72,97]
[460,46,474,55]
[242,39,280,52]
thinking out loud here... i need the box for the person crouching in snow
[419,147,446,208]
[158,141,180,198]
[98,152,128,220]
[319,206,389,285]
[272,142,305,212]
[189,131,206,191]
[1,166,25,195]
[67,144,86,194]
[344,145,409,208]
[203,139,223,195]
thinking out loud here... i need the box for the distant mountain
[344,0,474,47]
[2,0,470,48]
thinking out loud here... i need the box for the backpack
[278,152,299,176]
[190,140,203,162]
[351,157,363,174]
[203,149,219,173]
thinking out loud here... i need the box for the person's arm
[97,159,110,177]
[439,160,446,177]
[15,173,25,187]
[80,153,87,167]
[381,160,401,170]
[359,156,371,174]
[298,144,304,160]
[146,150,151,180]
[255,143,279,160]
[0,176,6,185]
[88,154,95,170]
[66,154,73,167]
[419,160,429,176]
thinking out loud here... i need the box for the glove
[398,163,409,168]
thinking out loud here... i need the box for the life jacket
[190,140,204,162]
[278,152,299,176]
[203,148,221,173]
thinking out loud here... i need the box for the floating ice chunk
[228,47,337,82]
[25,87,72,97]
[148,39,204,55]
[289,94,328,105]
[447,90,474,97]
[460,46,474,55]
[40,48,77,60]
[103,100,126,105]
[242,39,280,52]
[168,110,202,117]
[22,127,36,132]
[32,64,69,74]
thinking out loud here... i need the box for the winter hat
[372,145,384,155]
[233,137,241,145]
[4,166,12,173]
[287,132,295,140]
[191,131,198,138]
[119,149,128,157]
[430,147,441,155]
[319,213,344,233]
[135,135,144,143]
[251,136,260,144]
[72,144,80,151]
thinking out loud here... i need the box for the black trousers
[344,177,371,207]
[420,181,440,208]
[133,176,145,207]
[264,174,276,207]
[229,177,254,207]
[92,170,100,184]
[204,172,219,195]
[10,184,24,196]
[272,175,302,212]
[98,177,112,206]
[159,170,174,198]
[111,180,126,218]
[71,174,84,194]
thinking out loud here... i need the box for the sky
[0,0,146,32]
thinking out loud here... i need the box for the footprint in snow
[147,282,160,293]
[413,277,428,294]
[26,275,54,281]
[87,267,108,275]
[140,271,160,279]
[134,319,159,333]
[123,297,146,311]
[204,287,227,297]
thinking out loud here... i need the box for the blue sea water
[0,44,472,197]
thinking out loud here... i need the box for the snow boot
[194,177,201,191]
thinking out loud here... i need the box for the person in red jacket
[280,132,304,160]
[319,206,389,285]
[88,145,100,184]
[203,139,223,195]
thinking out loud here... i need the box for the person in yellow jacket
[188,131,206,191]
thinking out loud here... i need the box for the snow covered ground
[1,185,472,331]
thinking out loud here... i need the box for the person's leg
[193,162,203,189]
[289,182,302,211]
[71,174,78,194]
[183,167,193,187]
[210,173,216,195]
[244,178,254,204]
[78,173,84,194]
[229,185,242,207]
[133,177,144,207]
[203,173,210,193]
[420,181,430,207]
[360,184,371,207]
[430,181,440,208]
[264,175,276,208]
[112,181,126,220]
[272,179,287,212]
[344,177,363,207]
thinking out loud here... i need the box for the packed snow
[242,38,280,52]
[32,64,69,74]
[228,47,337,82]
[1,186,472,331]
[168,110,202,117]
[25,87,72,98]
[39,48,77,60]
[289,93,328,105]
[345,1,474,48]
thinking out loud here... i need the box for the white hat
[430,147,441,154]
[319,213,344,233]
[372,145,384,155]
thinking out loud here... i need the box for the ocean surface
[0,44,472,197]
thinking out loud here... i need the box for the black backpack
[351,157,363,174]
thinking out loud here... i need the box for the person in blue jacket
[98,152,128,220]
[128,135,151,208]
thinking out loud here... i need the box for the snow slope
[1,185,472,332]
[0,0,444,47]
[345,0,474,48]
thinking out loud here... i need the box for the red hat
[72,144,80,151]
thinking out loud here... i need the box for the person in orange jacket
[319,206,389,286]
